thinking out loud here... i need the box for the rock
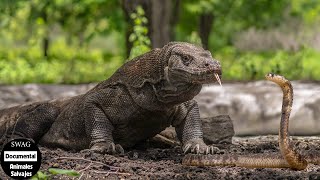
[202,115,234,144]
[157,127,178,142]
[0,84,95,109]
[195,81,320,136]
[152,115,234,146]
[0,81,319,136]
[152,127,181,147]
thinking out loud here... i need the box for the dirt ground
[1,136,320,179]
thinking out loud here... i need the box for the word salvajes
[11,171,32,178]
[10,164,33,169]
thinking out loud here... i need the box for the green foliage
[0,0,125,51]
[128,6,151,60]
[0,0,320,84]
[1,42,319,84]
[231,0,290,28]
[48,168,80,176]
[30,171,50,180]
[31,168,80,180]
[176,0,301,49]
[0,40,123,84]
[216,47,320,81]
[290,0,320,23]
[187,31,202,46]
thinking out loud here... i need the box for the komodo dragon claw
[83,142,124,154]
[183,138,219,154]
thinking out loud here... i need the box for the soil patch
[1,136,320,179]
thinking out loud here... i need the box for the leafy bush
[31,168,80,180]
[0,40,123,84]
[0,38,319,84]
[128,6,151,60]
[216,47,320,81]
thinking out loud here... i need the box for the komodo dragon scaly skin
[0,42,222,155]
[183,73,320,170]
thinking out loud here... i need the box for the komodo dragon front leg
[173,100,218,154]
[83,103,124,154]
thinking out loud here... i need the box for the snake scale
[182,73,320,170]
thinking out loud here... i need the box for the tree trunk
[199,13,214,50]
[170,0,180,40]
[150,0,171,48]
[121,0,179,57]
[41,3,49,58]
[43,36,49,58]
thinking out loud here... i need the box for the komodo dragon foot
[182,138,219,154]
[82,142,124,154]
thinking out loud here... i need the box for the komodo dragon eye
[181,55,191,66]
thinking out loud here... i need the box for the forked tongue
[214,73,222,87]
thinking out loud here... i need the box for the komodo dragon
[0,42,222,154]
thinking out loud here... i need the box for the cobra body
[182,73,320,170]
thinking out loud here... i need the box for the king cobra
[182,73,320,170]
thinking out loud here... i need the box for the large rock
[155,115,235,146]
[0,81,319,136]
[0,84,95,109]
[195,81,320,136]
[202,115,234,144]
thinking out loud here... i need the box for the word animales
[0,42,221,155]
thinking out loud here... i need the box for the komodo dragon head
[164,42,222,85]
[148,42,222,104]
